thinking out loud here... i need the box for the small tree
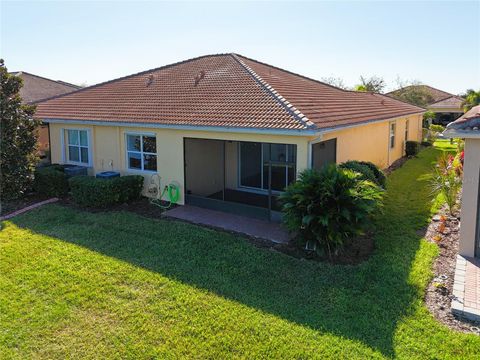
[354,76,386,93]
[423,110,436,127]
[0,59,40,201]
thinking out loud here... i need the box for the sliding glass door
[239,142,296,192]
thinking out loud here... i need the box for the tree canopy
[461,89,480,112]
[0,59,40,201]
[354,76,386,93]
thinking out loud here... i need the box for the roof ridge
[33,53,231,105]
[429,94,464,105]
[10,71,82,90]
[231,54,316,130]
[233,53,348,93]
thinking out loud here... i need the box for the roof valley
[230,54,316,130]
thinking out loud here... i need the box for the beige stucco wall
[48,113,422,204]
[458,138,480,257]
[49,123,309,205]
[321,114,422,169]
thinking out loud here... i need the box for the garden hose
[150,183,180,209]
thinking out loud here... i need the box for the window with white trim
[405,120,409,141]
[126,133,157,171]
[389,122,396,149]
[66,129,90,164]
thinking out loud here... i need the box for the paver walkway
[165,205,289,244]
[452,255,480,321]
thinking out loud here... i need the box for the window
[389,122,396,149]
[66,129,89,164]
[126,133,157,171]
[239,142,296,192]
[405,120,409,141]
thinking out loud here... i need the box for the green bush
[280,165,384,258]
[357,161,386,188]
[429,124,445,133]
[33,165,69,197]
[405,141,420,157]
[339,161,379,186]
[69,175,144,208]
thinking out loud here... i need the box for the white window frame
[389,122,396,149]
[237,142,296,194]
[124,132,158,173]
[62,128,92,166]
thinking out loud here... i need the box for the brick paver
[452,255,480,321]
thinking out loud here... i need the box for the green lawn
[1,146,479,359]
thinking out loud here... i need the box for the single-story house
[35,53,423,219]
[10,71,82,153]
[387,85,464,126]
[444,105,480,258]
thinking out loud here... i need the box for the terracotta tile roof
[387,85,457,105]
[11,71,82,104]
[35,54,423,131]
[428,95,464,110]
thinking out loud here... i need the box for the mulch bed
[424,202,480,334]
[1,193,52,216]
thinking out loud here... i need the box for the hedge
[69,175,144,208]
[405,141,420,157]
[33,165,69,197]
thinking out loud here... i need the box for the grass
[1,146,479,359]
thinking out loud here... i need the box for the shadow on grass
[8,148,441,357]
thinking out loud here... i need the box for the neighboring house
[34,54,423,219]
[387,85,464,126]
[10,71,81,154]
[444,105,480,258]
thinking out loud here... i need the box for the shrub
[429,124,445,133]
[280,165,384,258]
[430,154,462,215]
[357,161,386,188]
[405,141,420,157]
[33,165,69,197]
[69,175,144,208]
[339,160,380,186]
[421,141,433,147]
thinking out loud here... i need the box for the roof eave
[40,118,318,136]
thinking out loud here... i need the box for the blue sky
[1,1,479,94]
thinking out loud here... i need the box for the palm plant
[431,154,463,215]
[280,165,384,259]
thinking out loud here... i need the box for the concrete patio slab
[451,255,480,322]
[164,205,289,244]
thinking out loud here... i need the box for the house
[387,85,464,126]
[444,105,480,258]
[444,106,480,321]
[34,54,423,219]
[10,71,81,153]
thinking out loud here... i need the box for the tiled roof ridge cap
[33,53,231,105]
[230,54,316,130]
